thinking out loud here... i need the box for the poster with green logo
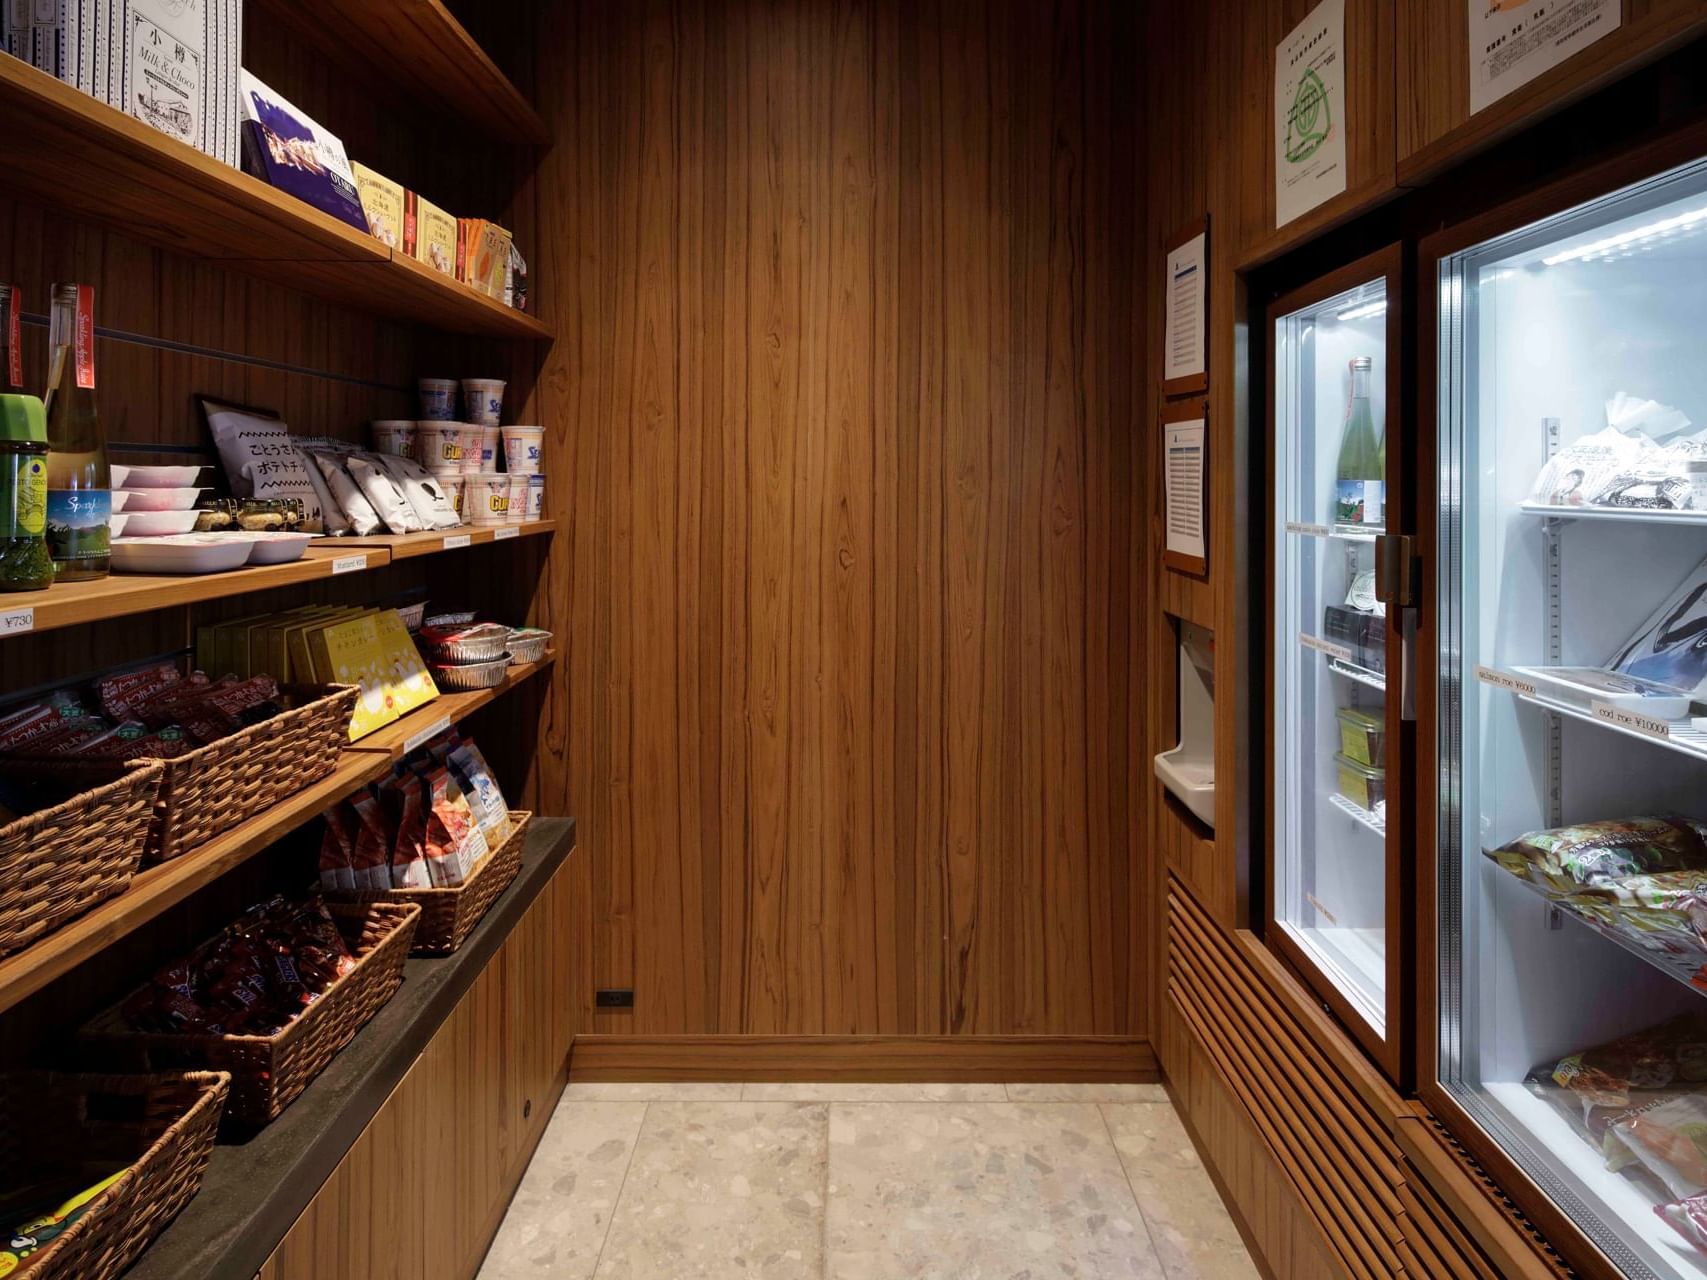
[1274,0,1345,228]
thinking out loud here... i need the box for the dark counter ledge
[123,817,578,1280]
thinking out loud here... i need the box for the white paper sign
[1470,0,1618,116]
[0,606,34,637]
[1164,419,1206,564]
[443,533,472,550]
[331,553,368,575]
[1301,632,1356,664]
[1275,0,1346,228]
[492,524,520,541]
[403,715,453,755]
[1286,521,1333,539]
[1592,700,1673,740]
[1475,665,1537,698]
[1163,232,1206,384]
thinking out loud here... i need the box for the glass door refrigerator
[1267,245,1412,1084]
[1425,135,1707,1279]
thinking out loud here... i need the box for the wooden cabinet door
[1398,0,1707,184]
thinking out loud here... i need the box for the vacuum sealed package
[1485,815,1707,897]
[1525,1013,1707,1150]
[346,453,426,534]
[1609,554,1707,696]
[1527,423,1651,508]
[376,452,461,530]
[1607,1093,1707,1197]
[308,449,383,536]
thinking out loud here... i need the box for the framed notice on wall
[1163,399,1209,577]
[1274,0,1346,228]
[1162,218,1208,396]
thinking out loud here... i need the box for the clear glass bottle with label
[1334,356,1383,527]
[43,283,110,582]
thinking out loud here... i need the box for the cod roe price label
[0,607,34,637]
[403,715,453,755]
[1299,632,1354,664]
[1592,701,1673,740]
[492,525,520,541]
[443,534,472,550]
[1475,666,1537,698]
[331,554,368,575]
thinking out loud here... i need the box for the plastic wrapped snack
[1486,815,1707,897]
[1608,1093,1707,1197]
[448,741,511,847]
[376,452,461,530]
[1659,1192,1707,1259]
[347,453,426,534]
[309,449,383,536]
[1528,423,1651,508]
[1525,1013,1707,1151]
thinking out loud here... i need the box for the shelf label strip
[0,607,34,636]
[331,554,369,575]
[1299,632,1354,663]
[443,534,472,550]
[1591,701,1672,740]
[1474,665,1537,698]
[403,715,453,755]
[492,525,520,541]
[1285,521,1332,538]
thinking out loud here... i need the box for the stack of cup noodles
[463,379,511,526]
[416,378,468,520]
[371,419,416,461]
[502,425,545,522]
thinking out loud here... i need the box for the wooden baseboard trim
[567,1035,1158,1082]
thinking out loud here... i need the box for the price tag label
[443,534,472,550]
[331,554,368,575]
[1475,666,1537,698]
[1299,632,1354,663]
[492,525,520,541]
[1285,521,1332,539]
[403,715,453,755]
[0,607,34,637]
[1592,701,1673,740]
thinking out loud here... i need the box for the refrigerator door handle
[1375,533,1418,607]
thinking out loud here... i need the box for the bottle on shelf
[0,284,53,593]
[43,283,110,582]
[1335,355,1383,528]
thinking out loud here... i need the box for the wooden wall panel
[518,0,1144,1040]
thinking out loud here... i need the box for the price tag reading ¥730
[443,534,472,550]
[1592,701,1673,740]
[403,716,453,755]
[331,554,368,575]
[1474,666,1536,698]
[492,525,520,541]
[0,607,34,636]
[1299,632,1354,664]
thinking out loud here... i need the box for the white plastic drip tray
[1154,747,1214,828]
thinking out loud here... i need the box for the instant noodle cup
[371,420,416,459]
[469,472,509,525]
[418,378,457,420]
[505,474,529,523]
[432,472,466,520]
[501,425,544,474]
[415,422,466,470]
[478,425,502,469]
[462,378,506,426]
[526,474,546,520]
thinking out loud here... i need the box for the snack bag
[387,772,432,889]
[1487,815,1707,897]
[1526,1013,1707,1147]
[423,766,488,887]
[318,802,359,891]
[448,741,511,847]
[349,794,395,890]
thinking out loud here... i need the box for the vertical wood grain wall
[522,0,1144,1038]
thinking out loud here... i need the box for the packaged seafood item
[1525,1013,1707,1148]
[1608,1093,1707,1197]
[1485,815,1707,897]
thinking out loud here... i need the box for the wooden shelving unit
[0,56,551,340]
[0,522,554,641]
[253,0,551,147]
[0,655,555,1017]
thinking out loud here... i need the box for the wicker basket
[80,902,420,1126]
[0,1070,228,1280]
[328,812,529,954]
[0,762,162,960]
[3,684,358,864]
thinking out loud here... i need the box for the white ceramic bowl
[113,487,207,512]
[107,512,130,537]
[110,464,207,488]
[119,509,201,536]
[111,534,255,575]
[244,532,312,565]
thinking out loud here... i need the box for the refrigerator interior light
[1541,202,1707,266]
[1334,299,1388,321]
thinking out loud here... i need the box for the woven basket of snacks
[1,677,358,864]
[0,761,162,959]
[79,900,419,1126]
[0,1070,228,1280]
[327,811,530,954]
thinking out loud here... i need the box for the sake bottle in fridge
[44,283,110,581]
[1335,355,1382,527]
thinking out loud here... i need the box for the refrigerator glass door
[1438,155,1707,1279]
[1273,274,1394,1053]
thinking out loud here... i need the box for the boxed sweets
[352,163,406,249]
[239,69,368,231]
[405,192,457,276]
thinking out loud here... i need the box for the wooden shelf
[253,0,552,147]
[0,656,553,1015]
[347,654,555,755]
[315,518,556,560]
[0,751,392,1017]
[0,56,551,340]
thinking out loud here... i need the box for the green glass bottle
[1334,356,1382,527]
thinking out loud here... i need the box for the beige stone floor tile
[825,1101,1164,1279]
[742,1082,1006,1102]
[1102,1103,1261,1280]
[593,1101,827,1279]
[476,1101,647,1279]
[562,1081,746,1102]
[1005,1083,1170,1102]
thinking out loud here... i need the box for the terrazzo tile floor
[477,1083,1259,1280]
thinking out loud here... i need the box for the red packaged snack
[318,805,358,891]
[348,794,393,890]
[1658,1192,1707,1258]
[96,662,181,720]
[116,726,195,761]
[1527,1013,1707,1145]
[386,773,431,889]
[0,703,94,754]
[423,766,486,887]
